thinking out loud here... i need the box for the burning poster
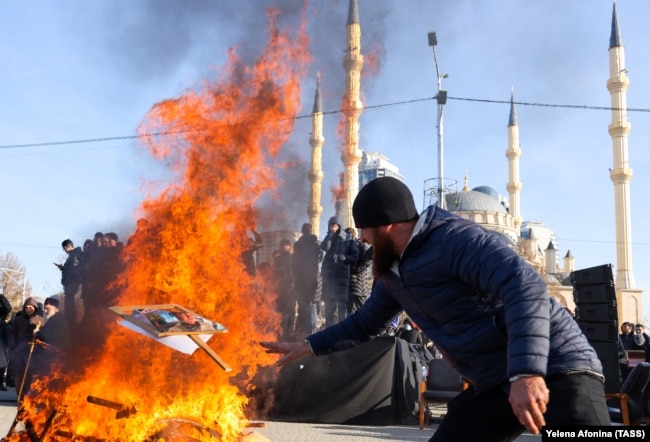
[110,304,232,372]
[110,304,228,336]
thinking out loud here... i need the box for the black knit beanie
[44,297,60,309]
[352,177,419,228]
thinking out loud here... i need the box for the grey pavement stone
[0,390,541,441]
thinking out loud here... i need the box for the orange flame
[11,7,311,441]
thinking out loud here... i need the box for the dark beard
[372,231,398,279]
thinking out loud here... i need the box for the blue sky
[1,1,649,318]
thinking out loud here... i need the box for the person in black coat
[345,227,373,315]
[56,239,84,332]
[320,217,358,327]
[292,223,322,335]
[619,321,636,350]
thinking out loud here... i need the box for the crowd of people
[252,221,374,339]
[618,321,650,381]
[0,231,124,400]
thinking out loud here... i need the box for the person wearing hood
[320,216,358,327]
[263,176,609,440]
[8,297,43,397]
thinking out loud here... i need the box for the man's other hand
[508,375,549,435]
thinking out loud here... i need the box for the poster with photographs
[109,304,228,337]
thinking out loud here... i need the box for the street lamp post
[428,32,448,210]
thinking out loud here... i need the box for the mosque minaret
[506,91,523,231]
[308,76,324,234]
[607,1,635,291]
[339,0,364,229]
[605,1,642,325]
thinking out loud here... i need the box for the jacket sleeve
[307,272,403,356]
[320,233,332,252]
[342,238,359,263]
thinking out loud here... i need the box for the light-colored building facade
[358,151,404,189]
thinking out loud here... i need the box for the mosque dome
[472,185,500,199]
[444,190,508,214]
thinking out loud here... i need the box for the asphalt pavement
[0,387,541,441]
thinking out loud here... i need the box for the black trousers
[430,373,611,442]
[63,282,81,331]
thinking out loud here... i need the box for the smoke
[92,1,392,235]
[97,0,307,81]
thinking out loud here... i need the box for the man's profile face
[44,304,58,318]
[636,326,645,335]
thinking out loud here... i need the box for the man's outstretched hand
[260,341,313,366]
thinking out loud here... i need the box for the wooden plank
[188,334,232,372]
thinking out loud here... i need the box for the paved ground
[0,387,541,441]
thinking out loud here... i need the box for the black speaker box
[573,284,616,305]
[578,321,618,343]
[570,264,613,286]
[575,303,617,323]
[589,341,621,394]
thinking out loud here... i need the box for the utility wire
[1,96,649,150]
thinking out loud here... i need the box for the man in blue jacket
[262,176,610,440]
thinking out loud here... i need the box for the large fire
[9,7,310,441]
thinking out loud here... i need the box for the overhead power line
[0,95,649,150]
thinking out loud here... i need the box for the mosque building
[302,1,642,324]
[414,2,642,324]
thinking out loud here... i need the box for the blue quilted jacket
[308,206,603,391]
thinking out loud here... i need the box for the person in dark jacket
[56,239,84,333]
[291,223,322,335]
[8,297,43,398]
[619,321,636,350]
[273,239,296,337]
[262,176,610,440]
[320,217,358,327]
[32,297,70,382]
[345,227,373,315]
[632,323,650,351]
[35,297,70,353]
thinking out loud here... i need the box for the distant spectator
[0,312,9,390]
[82,231,123,314]
[274,239,295,338]
[345,227,373,315]
[57,239,84,332]
[8,297,43,398]
[291,223,322,335]
[396,317,424,346]
[320,217,358,327]
[619,321,636,350]
[632,324,650,357]
[241,230,263,276]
